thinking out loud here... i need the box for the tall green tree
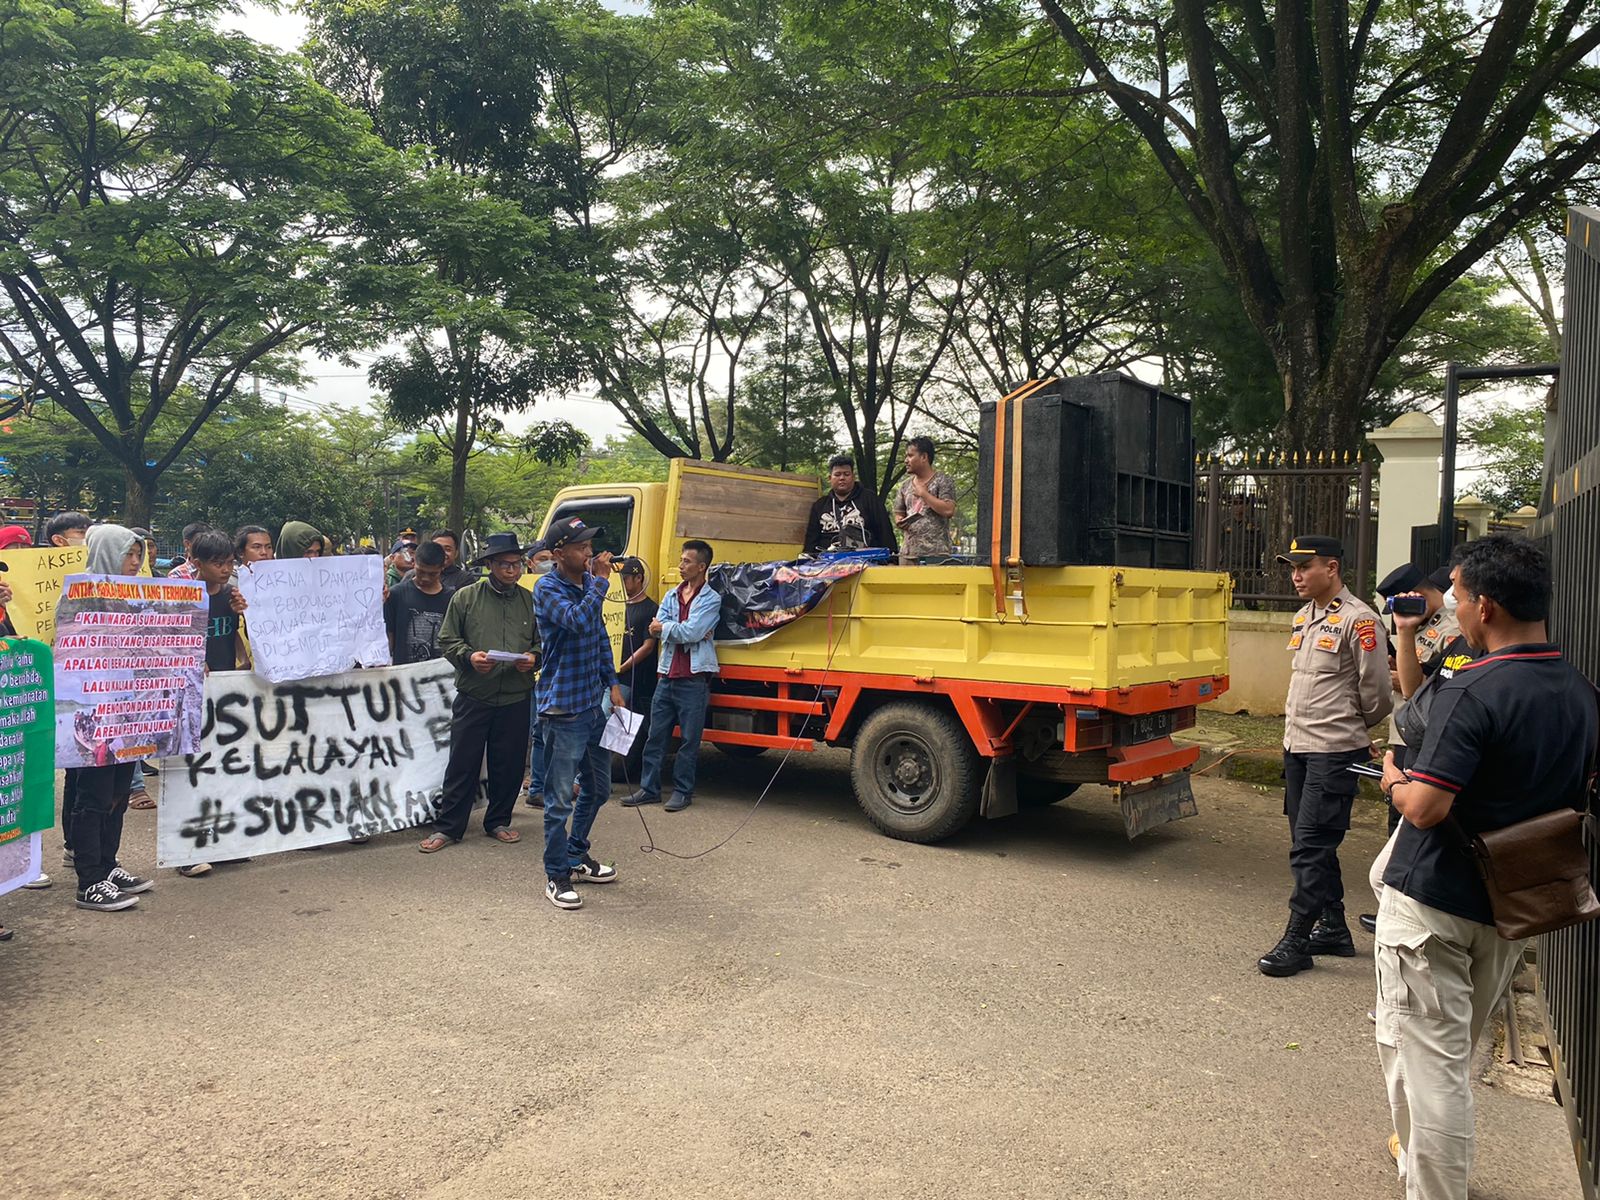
[1040,0,1600,452]
[305,0,607,530]
[0,0,407,524]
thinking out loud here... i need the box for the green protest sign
[0,636,55,842]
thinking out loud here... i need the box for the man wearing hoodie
[276,521,327,560]
[803,456,897,556]
[68,525,158,911]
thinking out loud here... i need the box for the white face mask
[531,560,555,575]
[1442,589,1458,611]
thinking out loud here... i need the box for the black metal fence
[1194,453,1376,608]
[1532,204,1600,1200]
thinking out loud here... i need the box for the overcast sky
[225,2,633,445]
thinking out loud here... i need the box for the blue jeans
[526,709,548,796]
[541,706,611,880]
[637,676,711,801]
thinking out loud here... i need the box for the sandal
[418,833,452,853]
[128,791,157,811]
[0,925,12,942]
[486,827,521,844]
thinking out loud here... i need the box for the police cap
[1376,562,1424,597]
[1424,566,1454,593]
[1276,534,1345,565]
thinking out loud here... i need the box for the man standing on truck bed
[1259,534,1392,978]
[893,436,957,563]
[804,455,897,555]
[623,540,721,813]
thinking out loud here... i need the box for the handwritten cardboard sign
[236,556,391,683]
[0,545,87,641]
[155,659,474,865]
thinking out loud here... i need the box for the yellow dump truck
[538,457,1230,843]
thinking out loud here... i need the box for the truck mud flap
[980,755,1018,819]
[1115,772,1197,839]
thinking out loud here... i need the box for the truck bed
[718,564,1230,694]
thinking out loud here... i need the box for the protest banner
[236,556,391,683]
[155,658,474,866]
[0,637,55,848]
[0,545,88,641]
[53,574,207,768]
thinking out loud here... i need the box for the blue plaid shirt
[533,569,617,715]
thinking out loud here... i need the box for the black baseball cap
[1376,563,1424,597]
[1276,534,1345,564]
[544,516,605,550]
[618,556,645,576]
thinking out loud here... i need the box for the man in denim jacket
[623,540,721,812]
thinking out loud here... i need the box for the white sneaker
[545,877,582,910]
[21,873,51,889]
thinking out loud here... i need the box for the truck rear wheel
[851,703,982,843]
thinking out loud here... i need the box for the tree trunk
[122,467,156,529]
[447,388,473,533]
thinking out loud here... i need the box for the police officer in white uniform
[1259,535,1393,977]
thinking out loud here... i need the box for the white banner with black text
[155,659,478,866]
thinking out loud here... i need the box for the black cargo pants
[1283,749,1370,919]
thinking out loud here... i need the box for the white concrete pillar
[1455,494,1493,540]
[1501,505,1537,530]
[1367,413,1443,585]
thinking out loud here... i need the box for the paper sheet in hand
[484,650,526,663]
[600,707,644,754]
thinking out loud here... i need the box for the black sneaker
[107,866,154,895]
[665,793,692,812]
[75,881,139,912]
[573,855,617,884]
[621,790,661,807]
[545,877,582,910]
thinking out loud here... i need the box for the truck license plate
[1116,711,1176,746]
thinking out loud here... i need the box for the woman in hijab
[276,521,327,560]
[69,524,153,911]
[0,525,27,637]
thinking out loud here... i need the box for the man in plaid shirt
[533,516,626,910]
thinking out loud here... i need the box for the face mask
[1442,590,1458,611]
[531,561,554,575]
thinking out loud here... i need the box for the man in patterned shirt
[893,437,957,563]
[533,517,626,910]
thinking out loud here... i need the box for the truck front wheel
[851,703,982,843]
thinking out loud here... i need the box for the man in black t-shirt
[1375,535,1597,1194]
[616,557,658,757]
[384,541,450,665]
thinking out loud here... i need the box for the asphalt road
[3,750,1581,1200]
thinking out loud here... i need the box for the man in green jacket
[419,532,540,852]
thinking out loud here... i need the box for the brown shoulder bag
[1462,686,1600,940]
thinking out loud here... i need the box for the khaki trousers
[1374,887,1526,1200]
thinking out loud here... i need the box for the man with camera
[1376,534,1597,1197]
[1259,534,1392,977]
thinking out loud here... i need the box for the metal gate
[1533,204,1600,1200]
[1194,453,1376,607]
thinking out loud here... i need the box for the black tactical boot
[1258,915,1317,977]
[1308,907,1357,957]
